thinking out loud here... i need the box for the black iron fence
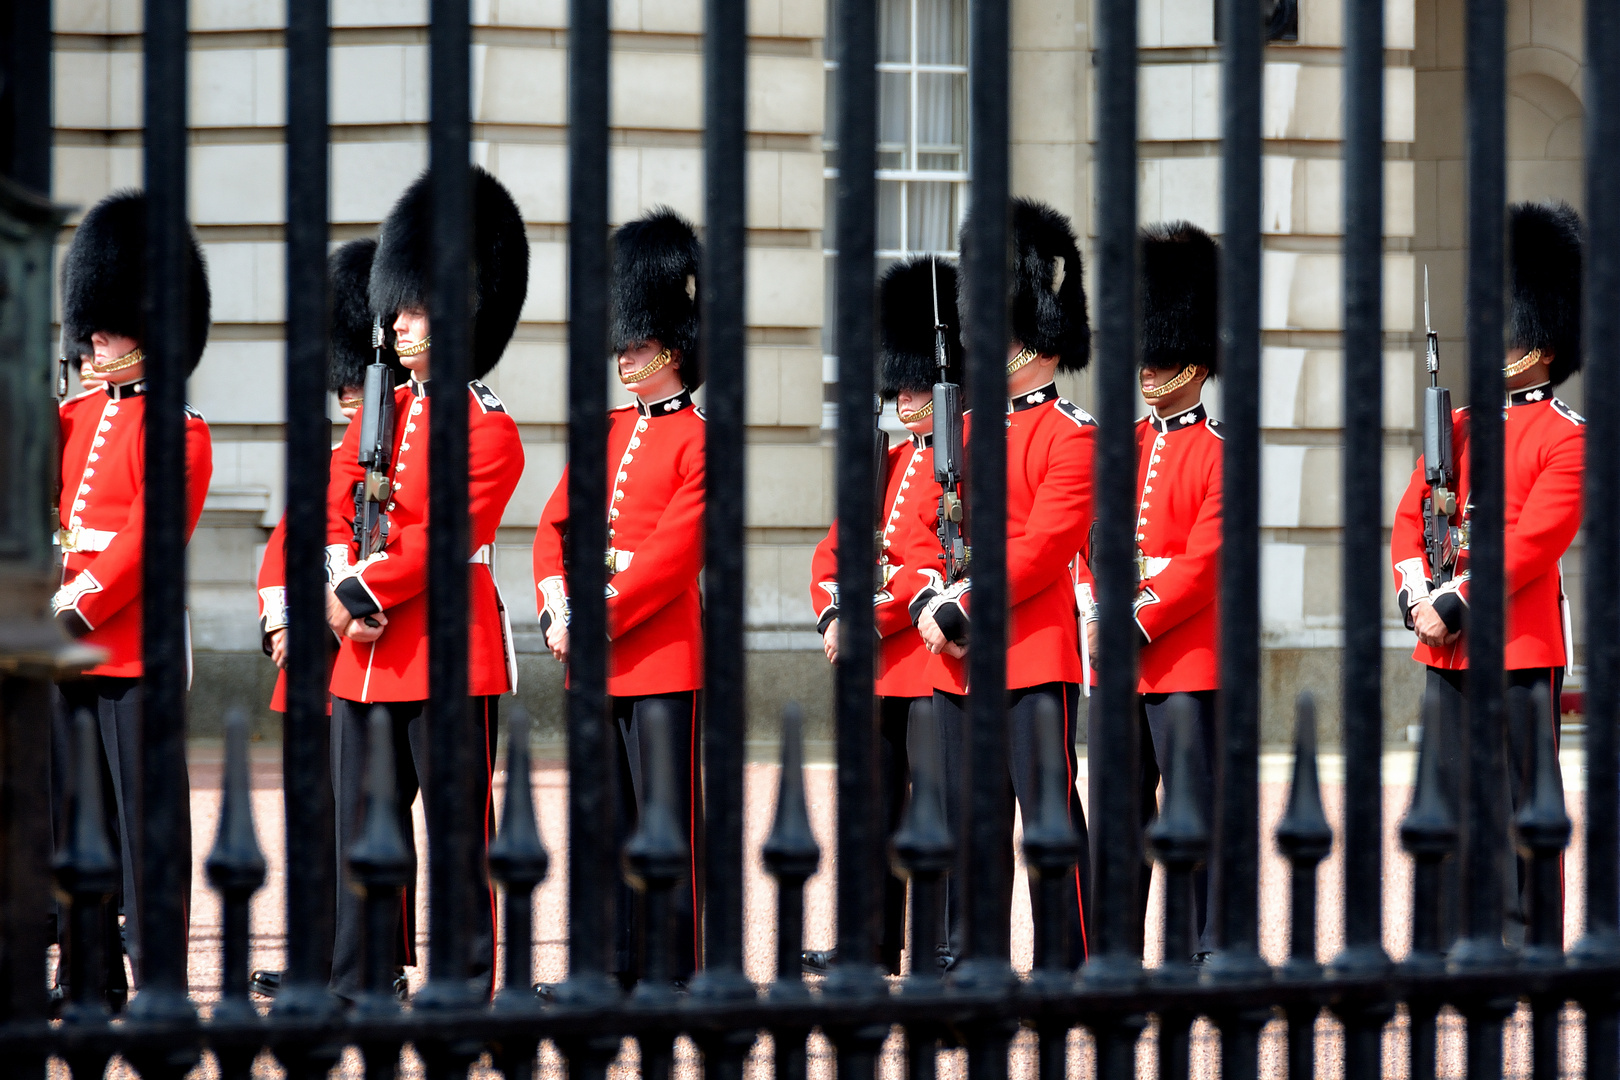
[1,0,1619,1076]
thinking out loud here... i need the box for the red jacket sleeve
[1390,459,1433,626]
[258,516,287,648]
[327,410,365,551]
[809,522,839,632]
[1007,421,1094,608]
[1135,449,1221,642]
[1502,428,1584,597]
[533,467,571,633]
[67,413,213,631]
[604,437,705,640]
[335,396,524,618]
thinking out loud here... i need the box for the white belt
[57,526,118,553]
[469,544,494,565]
[606,547,635,574]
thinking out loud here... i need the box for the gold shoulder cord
[619,347,673,385]
[91,346,144,375]
[1140,363,1202,401]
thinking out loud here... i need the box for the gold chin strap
[1006,347,1038,376]
[396,336,431,358]
[91,346,145,375]
[899,400,934,423]
[1140,363,1203,401]
[1503,347,1544,378]
[619,347,673,385]
[339,394,364,411]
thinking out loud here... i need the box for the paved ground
[63,744,1590,1079]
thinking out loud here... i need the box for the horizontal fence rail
[2,0,1617,1077]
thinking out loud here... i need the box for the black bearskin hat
[879,256,962,397]
[59,327,92,364]
[1140,221,1219,376]
[369,165,530,379]
[1508,201,1583,386]
[958,197,1090,372]
[327,238,405,393]
[60,190,212,374]
[610,208,703,388]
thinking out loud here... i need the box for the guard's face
[896,387,934,433]
[1138,363,1180,396]
[393,308,431,377]
[90,331,143,383]
[618,339,684,398]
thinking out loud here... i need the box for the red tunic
[533,389,706,698]
[1132,403,1223,693]
[808,433,942,699]
[906,385,1095,692]
[1390,383,1584,671]
[53,381,214,678]
[326,379,523,702]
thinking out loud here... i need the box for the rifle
[930,257,967,583]
[1421,267,1459,586]
[875,390,890,554]
[352,317,397,571]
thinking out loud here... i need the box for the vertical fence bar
[1212,0,1265,982]
[698,0,751,1005]
[1579,0,1620,1076]
[134,0,199,1044]
[561,0,617,1016]
[958,0,1014,994]
[1336,0,1389,979]
[830,0,882,998]
[277,0,339,1041]
[422,0,474,1013]
[1086,0,1142,997]
[1453,0,1509,973]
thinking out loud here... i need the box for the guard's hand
[546,623,570,664]
[344,610,387,643]
[1085,619,1099,664]
[270,628,288,668]
[823,619,839,663]
[942,640,967,659]
[921,610,966,657]
[1411,599,1459,647]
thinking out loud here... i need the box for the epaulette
[1055,399,1096,428]
[469,380,507,414]
[184,403,206,421]
[1205,416,1224,440]
[1552,398,1585,426]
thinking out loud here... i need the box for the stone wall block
[748,152,782,229]
[1010,52,1077,143]
[612,51,701,129]
[1384,350,1416,430]
[750,55,824,134]
[191,49,276,128]
[1300,544,1342,621]
[56,0,112,34]
[1298,0,1341,44]
[1014,0,1078,49]
[507,440,566,526]
[190,143,285,225]
[1384,445,1415,525]
[333,45,427,125]
[54,52,112,130]
[477,0,568,27]
[746,348,783,426]
[331,142,428,223]
[476,44,566,125]
[623,146,705,224]
[519,241,568,325]
[746,544,783,627]
[1261,541,1308,629]
[1388,0,1417,49]
[777,152,823,230]
[1139,157,1220,233]
[1386,159,1416,237]
[1383,252,1415,331]
[333,0,426,26]
[54,147,143,222]
[191,342,285,424]
[190,0,285,31]
[482,341,566,423]
[1139,64,1196,141]
[747,246,822,327]
[748,444,830,527]
[109,52,143,129]
[776,347,824,427]
[202,242,285,324]
[488,142,567,223]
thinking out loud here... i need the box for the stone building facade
[48,0,1586,746]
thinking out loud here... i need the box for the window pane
[878,180,904,252]
[880,0,910,63]
[916,72,964,167]
[907,181,958,253]
[917,0,964,64]
[879,71,910,166]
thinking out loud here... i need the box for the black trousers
[876,695,948,973]
[329,695,499,998]
[935,683,1092,969]
[1128,690,1218,959]
[51,677,179,993]
[612,691,703,984]
[1425,666,1563,948]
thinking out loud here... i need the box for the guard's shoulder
[609,402,639,415]
[691,405,707,422]
[184,403,206,422]
[66,387,101,405]
[1054,398,1096,429]
[1203,416,1224,441]
[1551,397,1585,427]
[468,380,507,414]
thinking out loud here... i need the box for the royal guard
[319,166,528,999]
[907,198,1095,969]
[533,208,707,988]
[1114,222,1223,961]
[804,256,962,976]
[50,190,214,998]
[1391,201,1584,947]
[255,238,406,715]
